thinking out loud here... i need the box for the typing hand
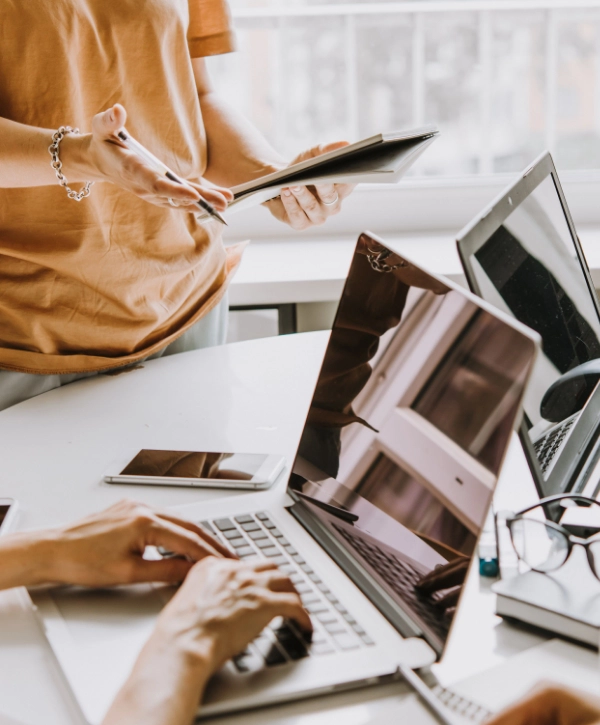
[265,142,355,230]
[40,499,235,587]
[486,684,600,725]
[154,557,312,672]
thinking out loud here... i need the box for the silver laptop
[457,152,600,532]
[31,232,539,724]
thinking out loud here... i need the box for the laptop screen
[287,233,536,655]
[458,160,600,494]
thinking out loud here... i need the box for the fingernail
[283,189,292,197]
[291,186,302,192]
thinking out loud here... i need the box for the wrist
[58,132,98,183]
[0,530,59,589]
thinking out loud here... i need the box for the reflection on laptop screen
[462,168,600,490]
[288,233,536,654]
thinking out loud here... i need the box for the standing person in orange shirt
[0,0,353,410]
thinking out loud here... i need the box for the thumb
[293,140,349,164]
[93,103,127,137]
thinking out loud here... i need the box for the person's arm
[0,499,234,591]
[487,684,600,725]
[103,557,312,725]
[193,57,354,230]
[0,107,231,211]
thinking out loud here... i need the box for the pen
[116,129,227,226]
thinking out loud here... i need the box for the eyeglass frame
[498,493,600,581]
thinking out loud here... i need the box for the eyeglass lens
[510,518,570,573]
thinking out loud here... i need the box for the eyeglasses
[500,494,600,581]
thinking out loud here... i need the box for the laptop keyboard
[333,525,450,642]
[533,414,577,475]
[200,512,374,673]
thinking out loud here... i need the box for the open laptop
[31,232,539,724]
[456,152,600,532]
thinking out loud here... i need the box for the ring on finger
[168,197,179,208]
[321,192,339,207]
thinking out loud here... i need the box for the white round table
[0,333,549,725]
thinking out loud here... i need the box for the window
[209,1,600,178]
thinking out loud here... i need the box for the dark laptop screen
[461,168,600,492]
[287,233,536,654]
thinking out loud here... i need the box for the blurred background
[208,0,600,179]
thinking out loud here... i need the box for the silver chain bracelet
[48,126,94,201]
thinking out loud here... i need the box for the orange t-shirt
[0,0,241,374]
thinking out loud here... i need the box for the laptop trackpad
[34,583,173,647]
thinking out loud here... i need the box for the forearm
[0,531,56,590]
[103,627,213,725]
[200,91,287,188]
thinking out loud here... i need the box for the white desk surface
[0,333,581,725]
[228,228,600,306]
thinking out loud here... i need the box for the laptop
[30,232,539,724]
[456,152,600,532]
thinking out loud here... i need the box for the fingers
[263,590,313,633]
[154,511,235,559]
[119,153,200,206]
[93,103,128,137]
[147,517,225,562]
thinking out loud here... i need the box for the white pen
[116,128,227,225]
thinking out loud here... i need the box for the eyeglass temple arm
[515,493,599,517]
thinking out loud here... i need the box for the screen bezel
[456,152,600,500]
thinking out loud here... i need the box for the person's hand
[265,142,355,230]
[62,103,233,212]
[154,557,313,671]
[415,556,470,616]
[486,683,600,725]
[40,499,236,587]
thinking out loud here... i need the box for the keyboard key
[289,573,304,585]
[360,634,375,646]
[311,642,336,655]
[248,530,268,541]
[229,537,247,549]
[283,545,298,556]
[270,555,287,566]
[255,538,273,549]
[223,529,243,540]
[332,632,360,651]
[271,528,284,538]
[262,519,276,529]
[324,621,347,635]
[214,518,236,532]
[301,593,320,605]
[279,564,295,575]
[236,546,254,557]
[306,602,329,614]
[316,611,338,624]
[241,522,260,532]
[262,547,280,557]
[256,512,269,521]
[253,637,287,666]
[300,563,313,574]
[294,582,312,594]
[234,515,254,524]
[278,537,290,547]
[233,650,263,673]
[200,520,216,534]
[292,554,305,564]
